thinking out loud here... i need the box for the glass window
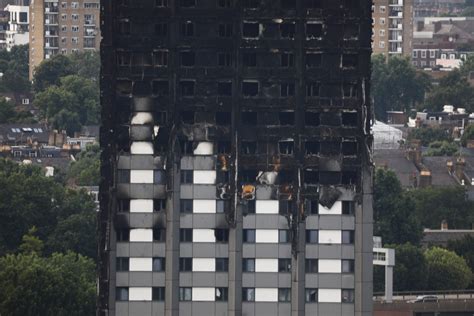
[305,288,317,302]
[179,287,192,301]
[342,230,354,244]
[180,199,193,213]
[278,259,292,272]
[279,230,290,243]
[179,258,192,271]
[243,258,255,272]
[180,170,193,183]
[180,228,193,242]
[305,259,318,273]
[342,201,355,215]
[116,287,129,301]
[216,200,226,213]
[117,170,130,183]
[154,199,166,212]
[278,288,291,302]
[215,229,229,242]
[153,228,166,242]
[243,229,256,243]
[216,258,229,272]
[242,288,255,302]
[116,229,129,242]
[153,257,166,271]
[215,287,228,301]
[306,230,318,243]
[342,259,355,273]
[152,287,165,301]
[116,257,129,271]
[342,289,355,303]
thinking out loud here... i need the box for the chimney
[419,170,432,188]
[455,157,465,182]
[441,220,448,231]
[447,160,454,174]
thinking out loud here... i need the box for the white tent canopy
[373,121,403,150]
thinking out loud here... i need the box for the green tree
[425,70,474,112]
[67,144,100,186]
[462,124,474,146]
[424,140,459,156]
[372,55,431,120]
[448,235,474,288]
[0,252,95,316]
[407,127,452,146]
[425,247,473,290]
[409,186,474,230]
[69,51,100,81]
[461,6,474,16]
[374,169,423,245]
[391,243,428,291]
[0,159,97,258]
[0,97,15,123]
[18,227,44,255]
[32,54,73,93]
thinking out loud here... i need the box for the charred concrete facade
[99,1,373,316]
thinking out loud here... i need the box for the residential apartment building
[372,0,414,56]
[4,2,29,51]
[29,0,100,79]
[99,1,373,316]
[412,17,474,69]
[413,0,465,19]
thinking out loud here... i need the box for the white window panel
[255,229,279,243]
[130,199,153,213]
[129,258,153,271]
[193,258,216,272]
[193,142,213,155]
[318,289,342,303]
[130,170,154,183]
[319,259,341,273]
[193,199,216,214]
[193,229,216,242]
[256,200,279,214]
[130,142,154,155]
[255,259,278,272]
[319,230,342,244]
[130,229,153,242]
[319,201,342,214]
[192,287,215,301]
[129,287,152,301]
[193,170,216,184]
[131,112,153,125]
[255,288,278,302]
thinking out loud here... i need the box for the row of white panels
[127,228,345,243]
[127,199,343,214]
[119,287,347,303]
[120,257,347,273]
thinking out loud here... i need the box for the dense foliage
[33,53,100,135]
[371,55,431,120]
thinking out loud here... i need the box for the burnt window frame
[218,23,233,37]
[180,170,194,184]
[153,228,166,242]
[180,0,196,8]
[152,80,169,96]
[180,80,195,97]
[153,50,169,67]
[218,52,232,66]
[342,201,355,215]
[180,51,196,67]
[281,52,294,67]
[154,22,168,37]
[242,21,260,38]
[241,141,257,155]
[217,81,233,96]
[242,81,259,97]
[306,22,323,39]
[154,199,166,212]
[280,22,296,39]
[181,21,194,37]
[116,229,129,242]
[306,82,320,97]
[243,0,258,8]
[155,0,169,7]
[280,82,295,97]
[306,52,322,68]
[215,228,229,243]
[242,52,257,67]
[217,0,232,8]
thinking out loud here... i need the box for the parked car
[408,295,439,303]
